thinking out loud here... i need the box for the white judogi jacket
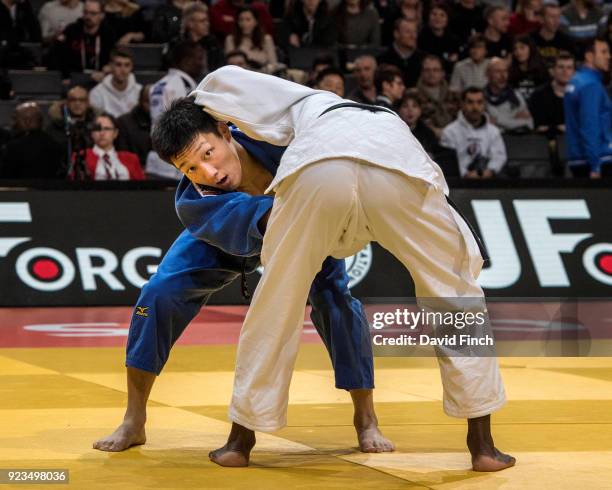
[191,66,449,195]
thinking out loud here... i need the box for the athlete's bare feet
[351,389,395,453]
[209,422,256,467]
[356,423,395,453]
[467,415,515,472]
[93,421,146,452]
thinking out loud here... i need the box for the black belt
[318,102,398,119]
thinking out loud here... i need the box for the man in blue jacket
[564,37,612,178]
[93,115,394,454]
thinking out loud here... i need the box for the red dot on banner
[32,259,60,280]
[598,255,612,275]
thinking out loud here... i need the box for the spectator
[89,48,142,118]
[416,54,460,137]
[224,7,280,73]
[377,18,425,87]
[508,35,549,100]
[0,102,64,179]
[46,84,96,161]
[374,64,405,110]
[177,2,224,74]
[38,0,83,43]
[104,0,147,45]
[450,34,489,93]
[306,53,335,87]
[210,0,274,40]
[54,0,118,81]
[484,56,534,133]
[441,87,507,178]
[279,0,336,49]
[0,0,41,44]
[448,0,486,48]
[508,0,542,37]
[116,84,152,167]
[531,3,575,67]
[348,54,377,103]
[315,66,345,96]
[225,49,250,68]
[417,2,460,74]
[483,5,512,59]
[564,38,612,177]
[398,91,439,155]
[151,0,190,43]
[146,40,203,179]
[78,113,144,180]
[334,0,380,47]
[561,0,603,48]
[529,52,575,135]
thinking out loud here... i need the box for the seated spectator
[279,0,336,50]
[531,3,575,67]
[483,5,512,59]
[508,0,542,37]
[529,52,575,136]
[348,54,377,104]
[416,55,460,138]
[315,66,344,96]
[508,35,549,100]
[39,0,83,43]
[392,0,424,31]
[564,38,612,178]
[46,84,96,162]
[76,113,144,180]
[377,18,425,88]
[0,102,64,179]
[306,53,335,87]
[151,0,190,43]
[0,0,41,44]
[450,34,489,93]
[211,0,274,40]
[561,0,603,49]
[334,0,380,47]
[225,49,250,68]
[54,0,118,82]
[104,0,147,45]
[398,91,439,154]
[417,2,460,74]
[448,0,486,48]
[177,2,224,74]
[116,84,151,166]
[374,64,405,111]
[224,7,280,73]
[440,87,507,178]
[485,57,534,133]
[89,48,142,118]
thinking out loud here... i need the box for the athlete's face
[171,124,242,191]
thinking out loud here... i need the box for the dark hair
[315,66,344,86]
[110,48,133,62]
[467,33,486,50]
[311,53,336,71]
[461,86,484,101]
[374,64,403,93]
[509,34,547,85]
[234,7,264,51]
[335,0,371,43]
[226,49,249,63]
[583,36,608,60]
[400,89,424,108]
[93,112,118,130]
[429,1,450,18]
[168,40,201,68]
[394,16,417,32]
[421,53,443,68]
[484,5,506,22]
[554,50,575,65]
[151,97,221,164]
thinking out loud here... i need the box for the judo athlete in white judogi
[152,66,515,472]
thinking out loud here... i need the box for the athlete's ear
[218,122,231,141]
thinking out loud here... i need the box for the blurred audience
[280,0,336,49]
[224,6,280,73]
[104,0,147,45]
[177,2,224,75]
[0,0,41,44]
[418,2,460,74]
[398,91,439,154]
[89,48,142,118]
[485,57,533,133]
[348,54,377,103]
[377,18,424,87]
[508,35,549,100]
[39,0,83,43]
[210,0,273,40]
[151,0,190,43]
[116,84,152,166]
[225,49,250,68]
[334,0,381,47]
[450,34,489,93]
[508,0,542,37]
[315,66,345,96]
[531,3,574,67]
[441,87,507,178]
[449,0,485,48]
[0,102,64,179]
[483,5,511,59]
[561,0,603,47]
[374,64,405,110]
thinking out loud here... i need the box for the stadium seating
[8,70,63,100]
[503,133,552,178]
[286,47,340,71]
[128,44,165,71]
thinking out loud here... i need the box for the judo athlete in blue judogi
[93,123,394,454]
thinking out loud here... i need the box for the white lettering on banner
[76,248,125,291]
[0,203,31,257]
[122,247,162,288]
[472,200,522,289]
[15,247,75,291]
[513,200,592,287]
[24,323,128,337]
[583,243,612,286]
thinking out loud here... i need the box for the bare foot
[467,415,515,472]
[93,421,146,452]
[356,423,395,453]
[209,422,256,467]
[472,448,516,472]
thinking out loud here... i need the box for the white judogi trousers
[229,159,506,432]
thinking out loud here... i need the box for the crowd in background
[1,0,612,180]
